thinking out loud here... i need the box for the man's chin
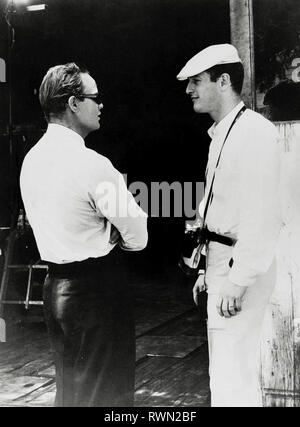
[193,103,209,114]
[87,124,101,135]
[193,105,204,114]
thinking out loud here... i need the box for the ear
[67,95,79,113]
[219,73,231,91]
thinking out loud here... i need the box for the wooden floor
[0,270,210,407]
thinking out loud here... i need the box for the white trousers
[206,248,276,407]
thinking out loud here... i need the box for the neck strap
[203,105,246,225]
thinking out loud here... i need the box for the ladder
[0,210,48,340]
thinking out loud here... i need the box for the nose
[186,80,193,95]
[99,103,104,110]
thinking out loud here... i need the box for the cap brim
[176,59,242,81]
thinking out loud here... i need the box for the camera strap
[202,105,246,227]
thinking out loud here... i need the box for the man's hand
[193,273,206,305]
[216,280,248,318]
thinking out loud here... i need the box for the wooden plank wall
[260,122,300,407]
[230,0,256,109]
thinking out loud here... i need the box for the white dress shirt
[200,102,282,288]
[20,124,148,263]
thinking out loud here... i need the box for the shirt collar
[47,123,85,147]
[207,101,245,139]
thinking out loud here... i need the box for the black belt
[205,230,236,247]
[45,248,122,278]
[46,257,109,278]
[205,230,235,268]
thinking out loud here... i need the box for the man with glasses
[20,63,148,407]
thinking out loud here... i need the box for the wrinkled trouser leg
[207,260,276,407]
[43,259,135,407]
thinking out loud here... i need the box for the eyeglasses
[76,93,103,105]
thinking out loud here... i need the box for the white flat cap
[177,44,242,81]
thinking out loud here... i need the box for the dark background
[0,0,230,276]
[254,0,300,92]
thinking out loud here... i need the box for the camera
[178,225,207,277]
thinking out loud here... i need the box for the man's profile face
[76,73,103,135]
[186,71,219,114]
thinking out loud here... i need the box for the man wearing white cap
[177,44,282,407]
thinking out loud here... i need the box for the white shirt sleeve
[89,156,148,251]
[228,124,282,287]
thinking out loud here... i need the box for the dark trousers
[43,250,135,407]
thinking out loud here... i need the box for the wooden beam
[0,58,6,83]
[230,0,256,109]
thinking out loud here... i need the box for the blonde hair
[39,62,88,121]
